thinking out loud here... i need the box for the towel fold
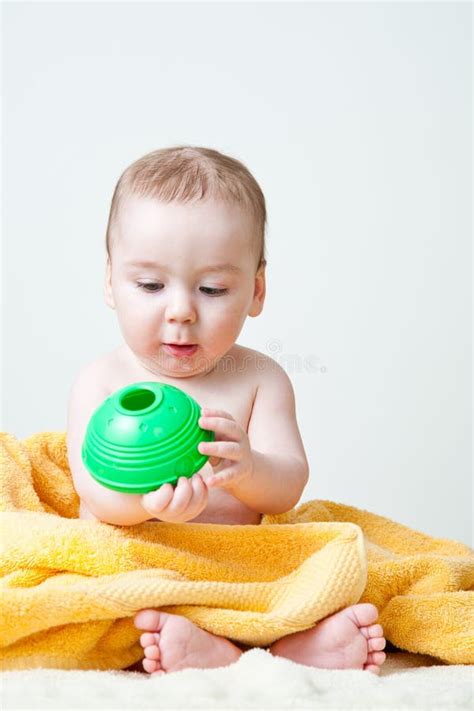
[0,431,472,670]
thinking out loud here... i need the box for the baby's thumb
[208,455,222,467]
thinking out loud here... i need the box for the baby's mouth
[163,343,198,357]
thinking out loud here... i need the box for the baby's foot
[269,603,386,674]
[134,609,243,675]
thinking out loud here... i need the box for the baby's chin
[136,347,220,379]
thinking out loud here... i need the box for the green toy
[81,381,215,494]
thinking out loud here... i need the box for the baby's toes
[140,632,156,648]
[368,636,386,652]
[143,658,160,674]
[364,663,381,674]
[360,623,383,639]
[367,651,386,666]
[144,644,160,661]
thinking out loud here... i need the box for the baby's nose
[165,301,196,323]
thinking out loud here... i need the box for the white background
[2,1,472,544]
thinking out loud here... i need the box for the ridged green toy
[81,381,215,494]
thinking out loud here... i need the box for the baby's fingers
[141,478,192,515]
[159,477,194,517]
[142,483,174,513]
[163,476,200,519]
[170,474,208,519]
[142,475,206,521]
[190,472,208,505]
[199,440,240,461]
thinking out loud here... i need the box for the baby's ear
[104,259,116,310]
[248,264,266,318]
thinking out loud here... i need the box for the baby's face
[105,196,265,378]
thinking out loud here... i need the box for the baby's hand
[197,408,254,490]
[141,473,208,523]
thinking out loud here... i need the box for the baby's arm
[230,360,309,514]
[67,362,153,525]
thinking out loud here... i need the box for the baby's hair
[105,145,267,270]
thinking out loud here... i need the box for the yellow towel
[1,431,472,671]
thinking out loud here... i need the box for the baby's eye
[136,282,163,293]
[136,282,227,297]
[200,287,228,297]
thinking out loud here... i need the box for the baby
[66,145,386,675]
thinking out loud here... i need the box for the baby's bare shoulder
[70,347,122,396]
[231,344,284,382]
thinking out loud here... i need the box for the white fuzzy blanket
[3,651,472,710]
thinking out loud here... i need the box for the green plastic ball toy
[81,381,215,494]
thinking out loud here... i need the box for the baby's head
[104,146,267,378]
